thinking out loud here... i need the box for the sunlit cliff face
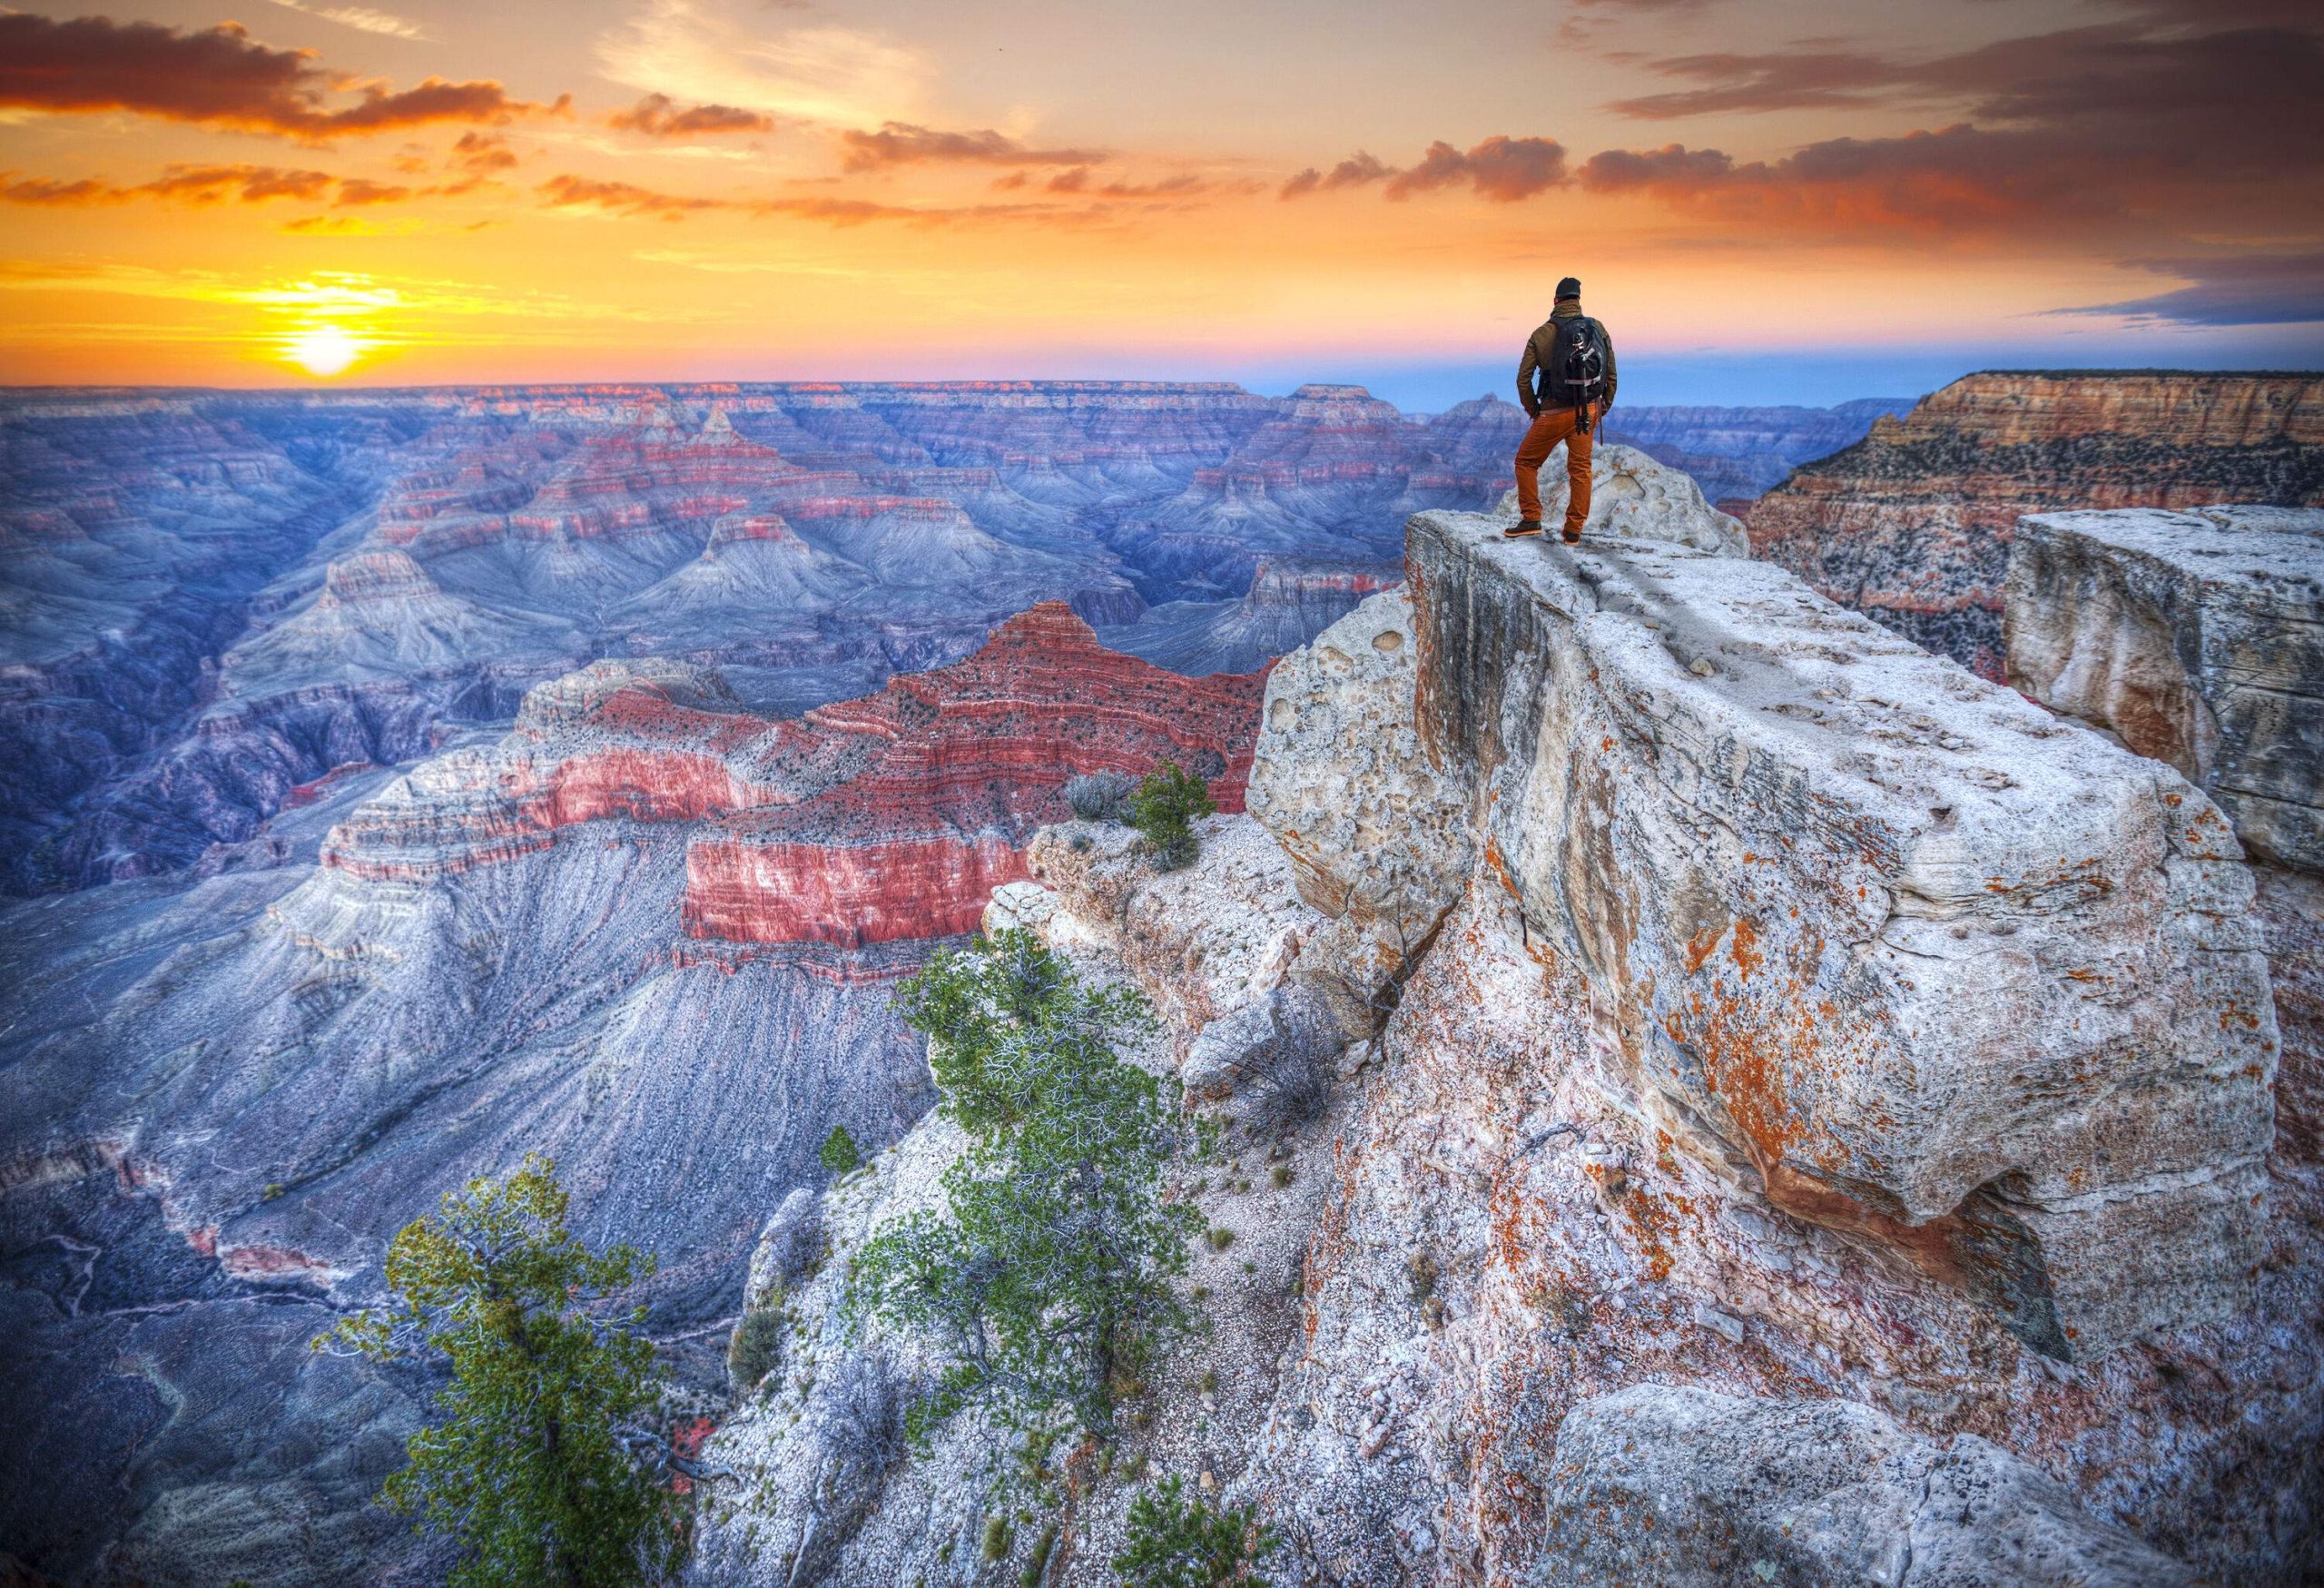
[0,0,2317,388]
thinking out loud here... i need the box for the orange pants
[1514,403,1595,538]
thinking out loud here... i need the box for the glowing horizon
[2,1,2318,398]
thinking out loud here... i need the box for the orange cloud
[1044,169,1215,201]
[0,164,336,205]
[607,94,774,137]
[838,122,1104,172]
[450,133,520,173]
[536,173,1091,229]
[0,164,488,210]
[0,14,551,140]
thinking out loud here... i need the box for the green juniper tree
[321,1155,684,1588]
[1114,1474,1276,1588]
[851,929,1205,1442]
[1126,759,1216,871]
[820,1123,863,1176]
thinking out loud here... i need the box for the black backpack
[1539,316,1608,413]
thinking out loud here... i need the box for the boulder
[1404,504,2278,1356]
[2005,505,2324,873]
[1536,1384,2198,1586]
[1246,590,1472,937]
[1492,439,1751,557]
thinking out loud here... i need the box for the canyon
[0,380,1542,902]
[1749,372,2324,676]
[0,602,1263,1585]
[6,371,2309,1586]
[3,382,1902,898]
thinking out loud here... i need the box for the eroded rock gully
[696,490,2319,1585]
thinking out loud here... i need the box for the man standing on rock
[1509,276,1617,544]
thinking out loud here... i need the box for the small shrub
[810,1345,904,1480]
[727,1307,783,1396]
[1114,1474,1277,1588]
[1126,760,1216,873]
[1237,992,1336,1130]
[819,1125,862,1176]
[1406,1250,1438,1302]
[261,1182,285,1202]
[982,1515,1013,1562]
[1064,771,1137,822]
[1269,1165,1293,1189]
[1206,1227,1235,1252]
[1196,1368,1218,1395]
[1021,1523,1059,1585]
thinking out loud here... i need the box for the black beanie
[1555,276,1581,301]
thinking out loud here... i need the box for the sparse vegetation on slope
[852,929,1206,1442]
[1127,759,1216,871]
[820,1124,862,1176]
[320,1155,684,1588]
[1114,1474,1276,1587]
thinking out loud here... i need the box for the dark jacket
[1516,304,1618,419]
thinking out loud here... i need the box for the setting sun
[284,325,362,379]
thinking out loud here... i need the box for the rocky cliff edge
[690,487,2318,1585]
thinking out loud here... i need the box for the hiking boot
[1561,528,1582,545]
[1504,519,1544,538]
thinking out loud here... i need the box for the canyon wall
[1748,372,2324,676]
[0,611,1261,1586]
[1600,396,1915,503]
[695,478,2317,1585]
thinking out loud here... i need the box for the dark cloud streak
[607,94,773,137]
[2053,253,2324,327]
[1281,137,1565,202]
[838,123,1105,172]
[0,13,547,139]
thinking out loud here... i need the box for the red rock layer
[684,833,1029,947]
[324,605,1267,946]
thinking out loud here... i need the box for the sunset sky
[2,0,2319,405]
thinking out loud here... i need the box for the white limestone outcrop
[1384,507,2278,1357]
[2005,505,2324,873]
[1537,1385,2198,1586]
[1492,440,1750,557]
